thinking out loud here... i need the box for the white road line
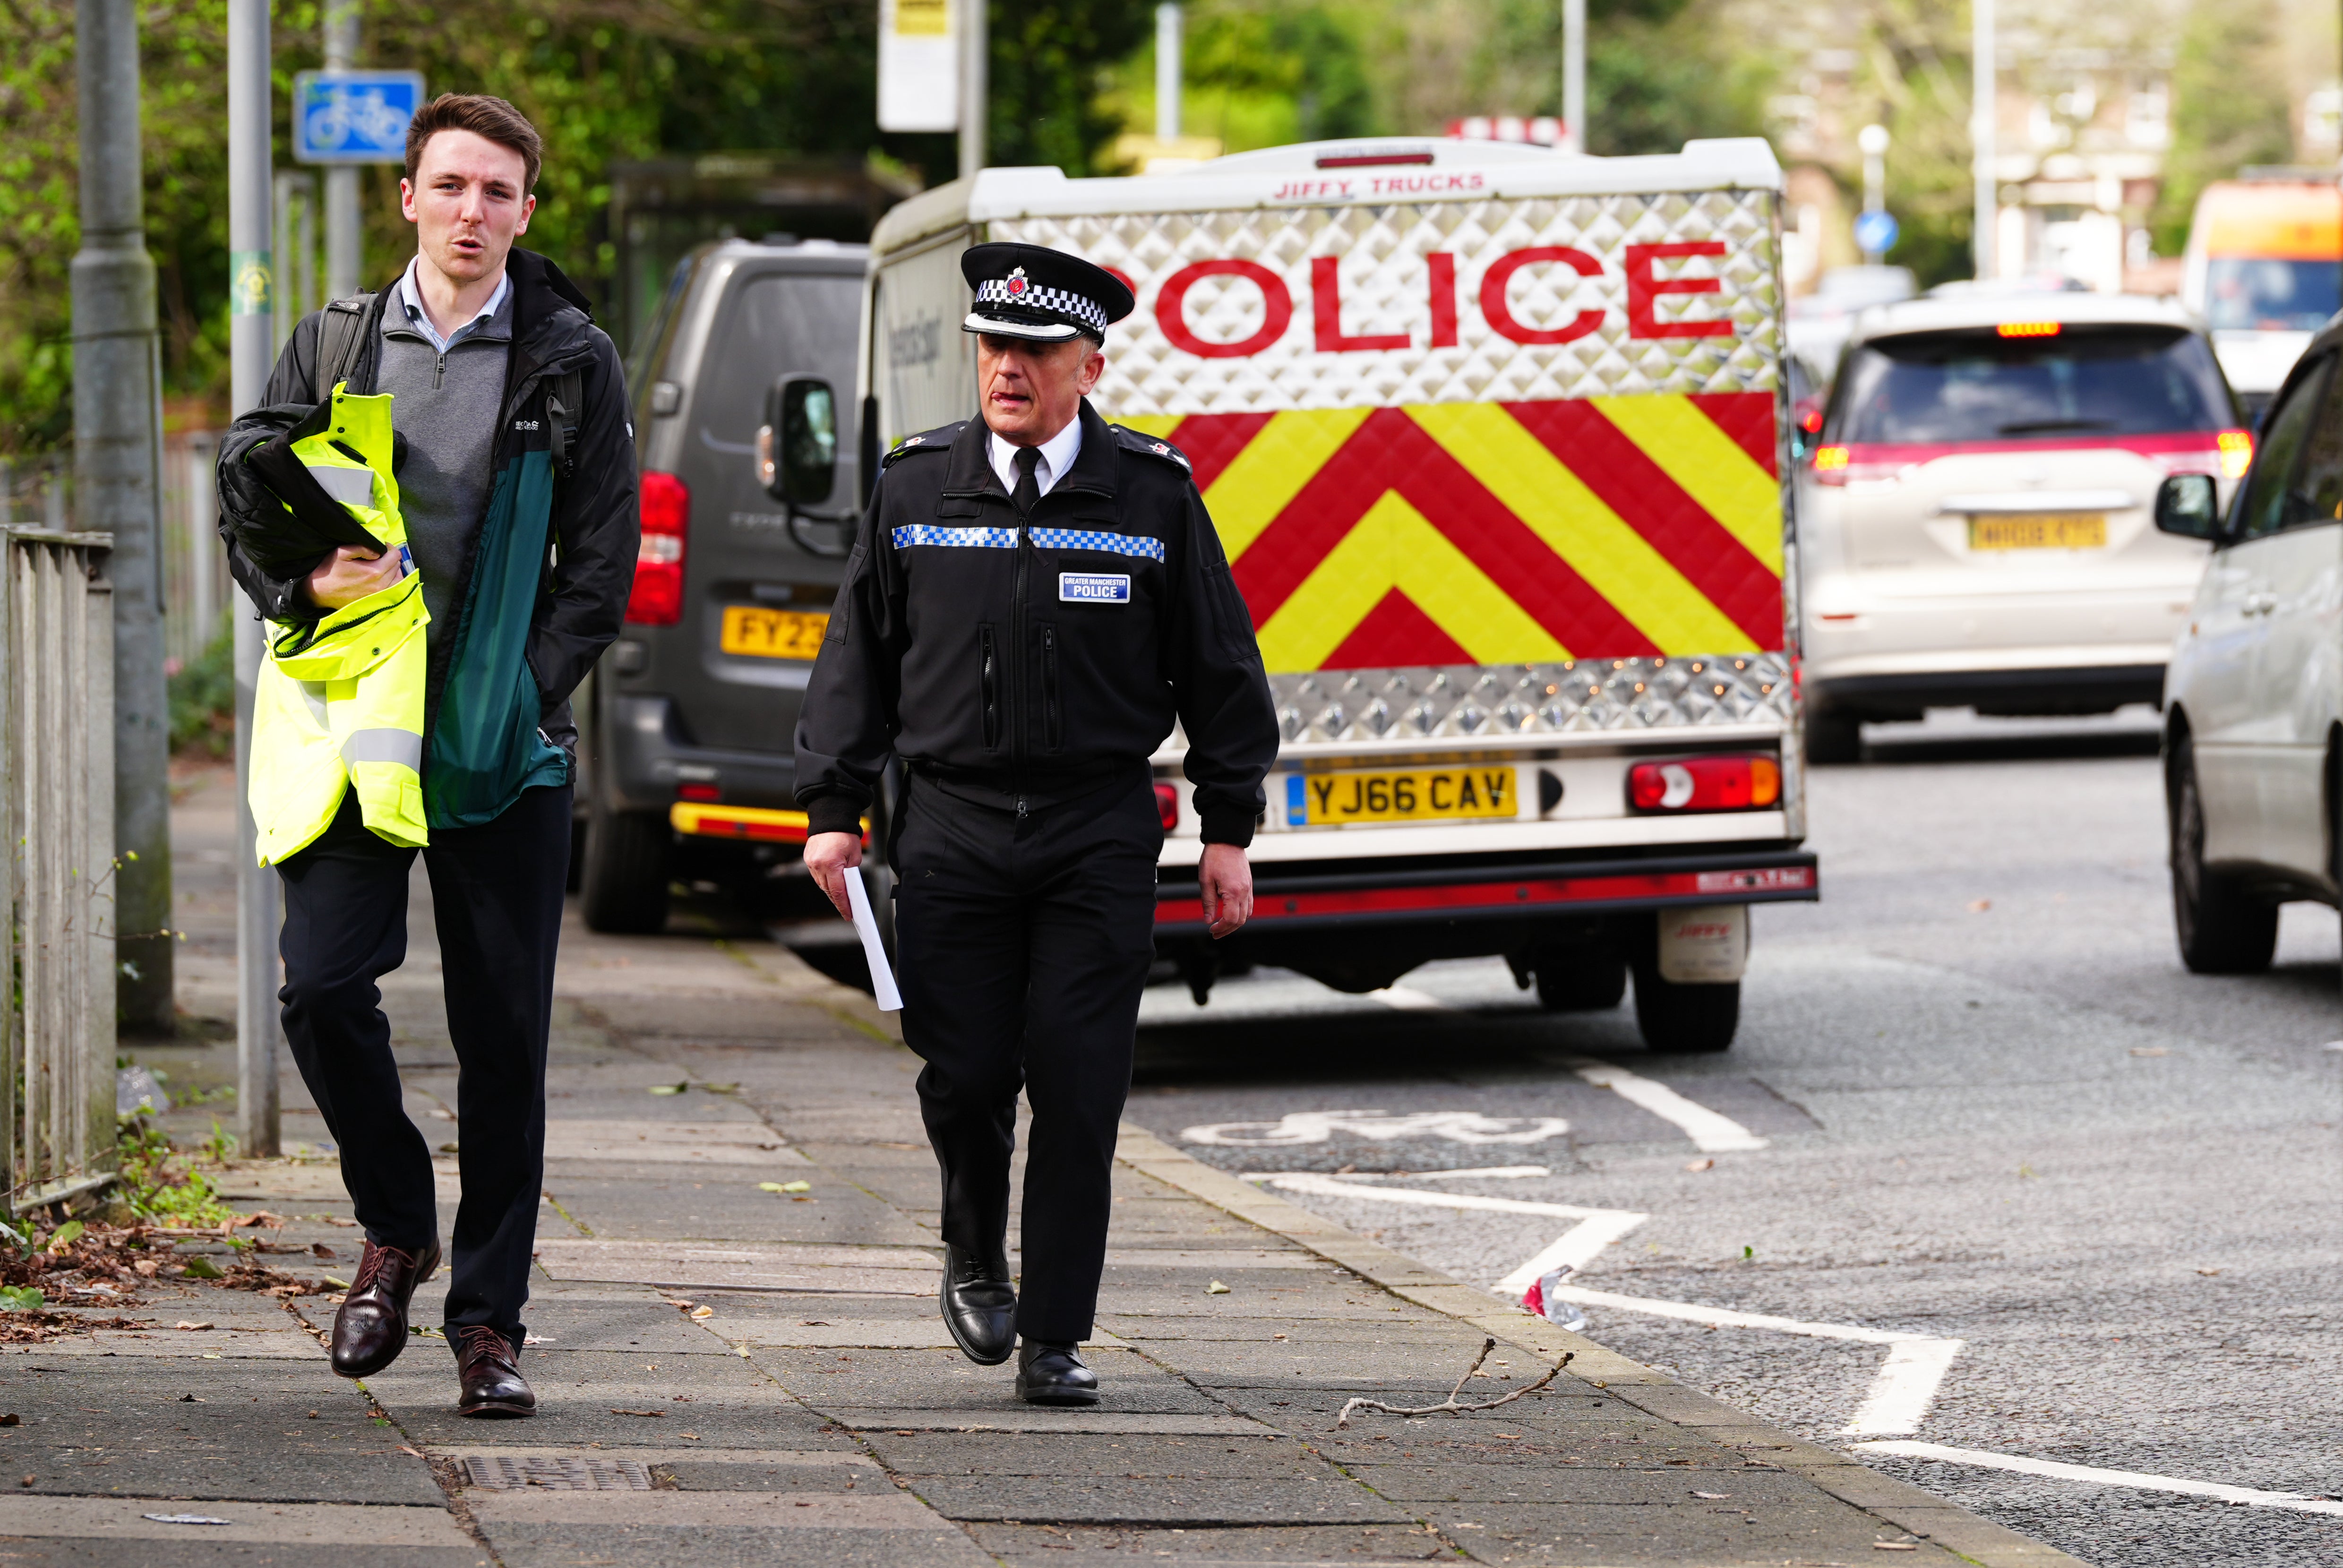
[1565,1056,1768,1153]
[1397,1165,1551,1180]
[1252,1172,1956,1437]
[1545,1285,1963,1437]
[1358,984,1769,1157]
[1853,1442,2343,1517]
[1253,1174,1647,1292]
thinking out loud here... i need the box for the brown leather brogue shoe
[455,1325,537,1418]
[330,1239,440,1379]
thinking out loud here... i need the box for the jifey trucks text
[859,136,1817,1052]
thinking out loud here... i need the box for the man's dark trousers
[893,770,1163,1343]
[275,782,572,1346]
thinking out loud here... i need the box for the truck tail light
[1154,782,1180,831]
[1811,445,1848,485]
[627,471,689,625]
[1629,754,1781,813]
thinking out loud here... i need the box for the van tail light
[1811,445,1849,485]
[1629,754,1782,813]
[627,471,689,625]
[1154,782,1180,831]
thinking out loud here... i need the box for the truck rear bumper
[1153,848,1817,936]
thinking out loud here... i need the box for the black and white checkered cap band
[974,278,1108,334]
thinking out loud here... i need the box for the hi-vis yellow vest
[249,384,430,865]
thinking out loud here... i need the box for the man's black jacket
[793,401,1278,846]
[216,249,637,775]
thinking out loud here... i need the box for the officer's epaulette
[882,422,965,466]
[1111,425,1193,473]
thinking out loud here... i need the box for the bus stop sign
[292,71,425,164]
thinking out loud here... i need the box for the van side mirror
[758,376,837,506]
[2152,473,2221,540]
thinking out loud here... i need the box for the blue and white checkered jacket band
[973,278,1108,334]
[893,524,1165,562]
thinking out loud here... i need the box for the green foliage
[2151,0,2298,253]
[115,1113,236,1228]
[168,621,236,757]
[0,1286,44,1312]
[1106,0,1373,155]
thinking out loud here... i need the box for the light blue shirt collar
[396,258,510,354]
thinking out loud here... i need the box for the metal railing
[0,528,118,1212]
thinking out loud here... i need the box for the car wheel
[1804,709,1862,765]
[580,792,673,935]
[1534,947,1627,1011]
[1631,959,1738,1053]
[2168,737,2276,974]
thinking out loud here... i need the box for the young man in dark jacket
[217,94,637,1416]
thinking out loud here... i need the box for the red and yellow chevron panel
[1122,392,1782,672]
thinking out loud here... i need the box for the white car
[2154,336,2343,972]
[1799,293,2250,762]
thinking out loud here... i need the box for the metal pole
[323,0,361,298]
[72,0,173,1037]
[272,171,297,355]
[1973,0,1995,280]
[229,0,281,1157]
[1562,0,1585,154]
[958,0,987,180]
[1155,4,1181,143]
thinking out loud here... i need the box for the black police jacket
[794,400,1278,846]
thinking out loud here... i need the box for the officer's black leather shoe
[330,1238,440,1379]
[940,1246,1017,1366]
[455,1326,537,1418]
[1015,1339,1099,1406]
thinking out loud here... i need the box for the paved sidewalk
[13,768,2087,1567]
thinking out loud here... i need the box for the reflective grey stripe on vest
[341,728,422,770]
[303,461,376,507]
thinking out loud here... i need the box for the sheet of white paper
[844,872,903,1012]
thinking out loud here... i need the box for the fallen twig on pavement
[1335,1337,1571,1428]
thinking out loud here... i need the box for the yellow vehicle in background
[2181,172,2343,424]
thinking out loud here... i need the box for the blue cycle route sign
[292,71,425,164]
[1852,209,1900,256]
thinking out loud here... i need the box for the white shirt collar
[397,257,511,354]
[989,413,1084,503]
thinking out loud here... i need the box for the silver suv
[577,239,867,930]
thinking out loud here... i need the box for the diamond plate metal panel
[994,190,1781,417]
[1266,656,1793,744]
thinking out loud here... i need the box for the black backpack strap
[314,292,375,394]
[546,368,584,483]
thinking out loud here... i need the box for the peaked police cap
[961,242,1135,344]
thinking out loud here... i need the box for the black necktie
[1012,446,1041,516]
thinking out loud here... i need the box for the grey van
[577,238,868,930]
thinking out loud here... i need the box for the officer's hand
[804,831,864,920]
[306,546,402,609]
[1198,842,1253,939]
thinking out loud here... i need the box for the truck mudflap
[1151,849,1816,935]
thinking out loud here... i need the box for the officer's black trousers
[275,782,571,1350]
[893,771,1163,1344]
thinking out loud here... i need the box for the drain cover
[462,1455,653,1491]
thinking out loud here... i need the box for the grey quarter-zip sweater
[374,268,513,659]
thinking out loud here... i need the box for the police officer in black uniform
[795,243,1278,1406]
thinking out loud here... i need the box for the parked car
[576,239,867,931]
[1799,292,2250,763]
[2154,326,2343,972]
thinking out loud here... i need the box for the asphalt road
[1119,710,2343,1568]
